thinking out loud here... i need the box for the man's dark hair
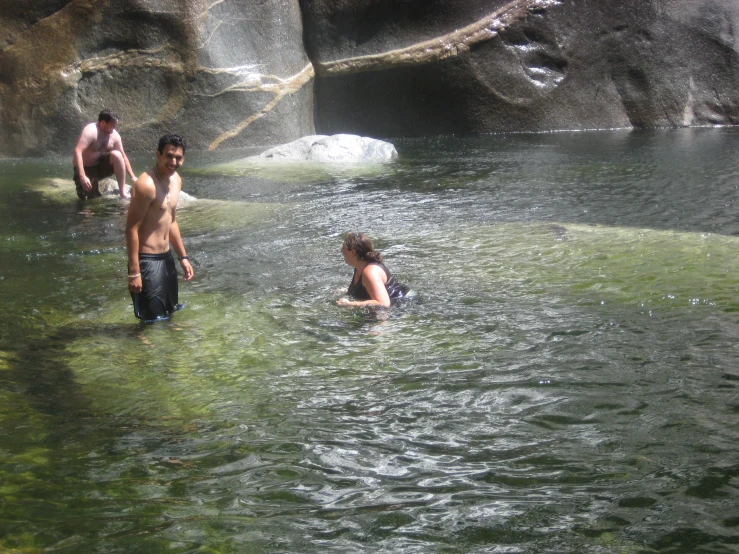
[98,109,118,123]
[157,133,186,154]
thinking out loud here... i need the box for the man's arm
[125,175,155,293]
[72,125,95,191]
[169,210,194,282]
[113,132,137,182]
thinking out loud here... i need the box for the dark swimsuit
[74,153,114,200]
[130,250,183,322]
[348,262,409,302]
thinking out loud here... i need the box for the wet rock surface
[0,0,314,156]
[258,134,397,162]
[302,0,739,135]
[0,0,737,157]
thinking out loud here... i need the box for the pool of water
[1,128,738,553]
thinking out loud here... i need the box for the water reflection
[1,128,738,552]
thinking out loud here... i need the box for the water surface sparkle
[1,128,738,553]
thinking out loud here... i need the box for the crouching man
[73,109,137,199]
[125,134,193,322]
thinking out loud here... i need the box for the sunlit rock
[198,134,398,182]
[0,0,314,156]
[258,134,398,162]
[98,179,129,199]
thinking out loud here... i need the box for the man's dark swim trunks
[348,262,409,303]
[130,251,183,322]
[74,153,114,200]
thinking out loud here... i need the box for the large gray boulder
[300,0,739,135]
[0,0,314,157]
[259,134,397,162]
[0,0,737,158]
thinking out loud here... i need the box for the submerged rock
[99,178,197,206]
[98,179,129,199]
[258,134,398,162]
[30,177,196,207]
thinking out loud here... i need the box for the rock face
[0,0,738,158]
[0,0,314,157]
[300,0,739,135]
[259,134,397,162]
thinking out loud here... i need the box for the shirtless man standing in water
[73,109,137,199]
[125,134,193,322]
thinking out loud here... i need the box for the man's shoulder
[133,171,156,195]
[77,122,97,142]
[136,170,155,185]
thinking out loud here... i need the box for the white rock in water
[175,189,197,207]
[99,178,129,197]
[99,178,197,206]
[259,134,398,162]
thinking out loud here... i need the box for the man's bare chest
[94,133,114,153]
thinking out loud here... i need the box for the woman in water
[336,232,409,308]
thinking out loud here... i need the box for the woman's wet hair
[344,232,383,263]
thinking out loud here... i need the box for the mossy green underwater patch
[443,222,739,309]
[177,199,282,234]
[0,233,42,253]
[26,177,284,235]
[26,177,78,202]
[61,293,297,421]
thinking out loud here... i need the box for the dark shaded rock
[0,0,315,157]
[0,0,71,49]
[301,0,739,136]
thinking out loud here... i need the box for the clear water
[1,128,738,553]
